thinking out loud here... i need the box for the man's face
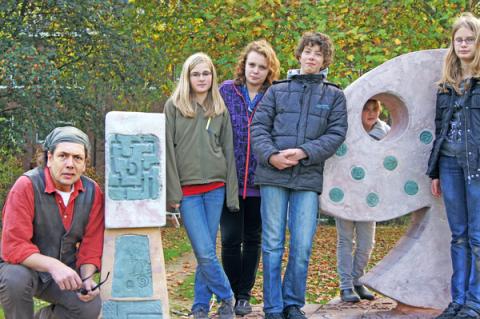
[47,142,86,192]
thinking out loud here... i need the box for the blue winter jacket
[251,73,348,193]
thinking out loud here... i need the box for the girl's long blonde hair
[440,12,480,92]
[172,52,225,118]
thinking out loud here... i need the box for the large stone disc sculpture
[320,49,451,309]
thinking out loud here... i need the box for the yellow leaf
[394,38,401,45]
[346,54,354,61]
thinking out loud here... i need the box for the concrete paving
[207,298,441,319]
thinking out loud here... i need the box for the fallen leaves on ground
[163,224,407,307]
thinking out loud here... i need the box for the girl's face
[189,62,213,95]
[454,26,476,64]
[299,44,324,75]
[362,103,381,131]
[245,51,269,88]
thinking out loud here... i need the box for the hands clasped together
[269,148,307,170]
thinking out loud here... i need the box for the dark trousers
[220,196,262,301]
[0,263,101,319]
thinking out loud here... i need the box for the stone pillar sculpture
[320,49,451,309]
[100,111,169,318]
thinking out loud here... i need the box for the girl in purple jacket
[219,40,280,315]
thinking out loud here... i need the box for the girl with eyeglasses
[427,13,480,319]
[165,52,239,319]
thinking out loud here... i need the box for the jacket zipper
[292,83,307,181]
[233,84,260,199]
[464,81,473,182]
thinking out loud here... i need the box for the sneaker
[217,298,235,319]
[284,305,306,319]
[192,308,210,319]
[235,299,253,316]
[264,312,285,319]
[456,306,480,319]
[435,302,462,319]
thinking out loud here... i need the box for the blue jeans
[440,156,480,311]
[260,185,318,313]
[180,187,233,312]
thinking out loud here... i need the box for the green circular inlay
[351,166,365,180]
[329,187,344,203]
[336,143,347,157]
[366,193,379,207]
[383,156,398,171]
[420,131,433,144]
[404,180,419,195]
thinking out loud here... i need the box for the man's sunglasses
[79,272,110,295]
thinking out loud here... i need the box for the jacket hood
[287,68,329,80]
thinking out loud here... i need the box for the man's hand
[269,150,299,170]
[22,253,82,291]
[77,276,100,302]
[77,264,100,302]
[48,260,83,291]
[431,179,442,198]
[169,203,180,210]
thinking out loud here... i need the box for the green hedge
[0,150,23,211]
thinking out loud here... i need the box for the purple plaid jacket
[219,80,263,197]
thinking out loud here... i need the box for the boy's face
[299,44,324,75]
[362,103,381,131]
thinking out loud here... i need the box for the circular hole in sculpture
[360,93,408,141]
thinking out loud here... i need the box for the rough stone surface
[111,234,154,298]
[105,112,166,228]
[102,111,169,318]
[319,49,452,309]
[101,228,170,318]
[103,300,163,319]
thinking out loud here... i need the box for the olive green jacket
[165,98,239,211]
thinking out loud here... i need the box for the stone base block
[101,228,169,319]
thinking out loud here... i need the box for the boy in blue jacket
[251,31,348,319]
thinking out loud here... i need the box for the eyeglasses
[79,272,110,295]
[190,71,212,78]
[454,37,476,45]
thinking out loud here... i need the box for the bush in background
[0,149,23,211]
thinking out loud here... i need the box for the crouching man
[0,126,105,319]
